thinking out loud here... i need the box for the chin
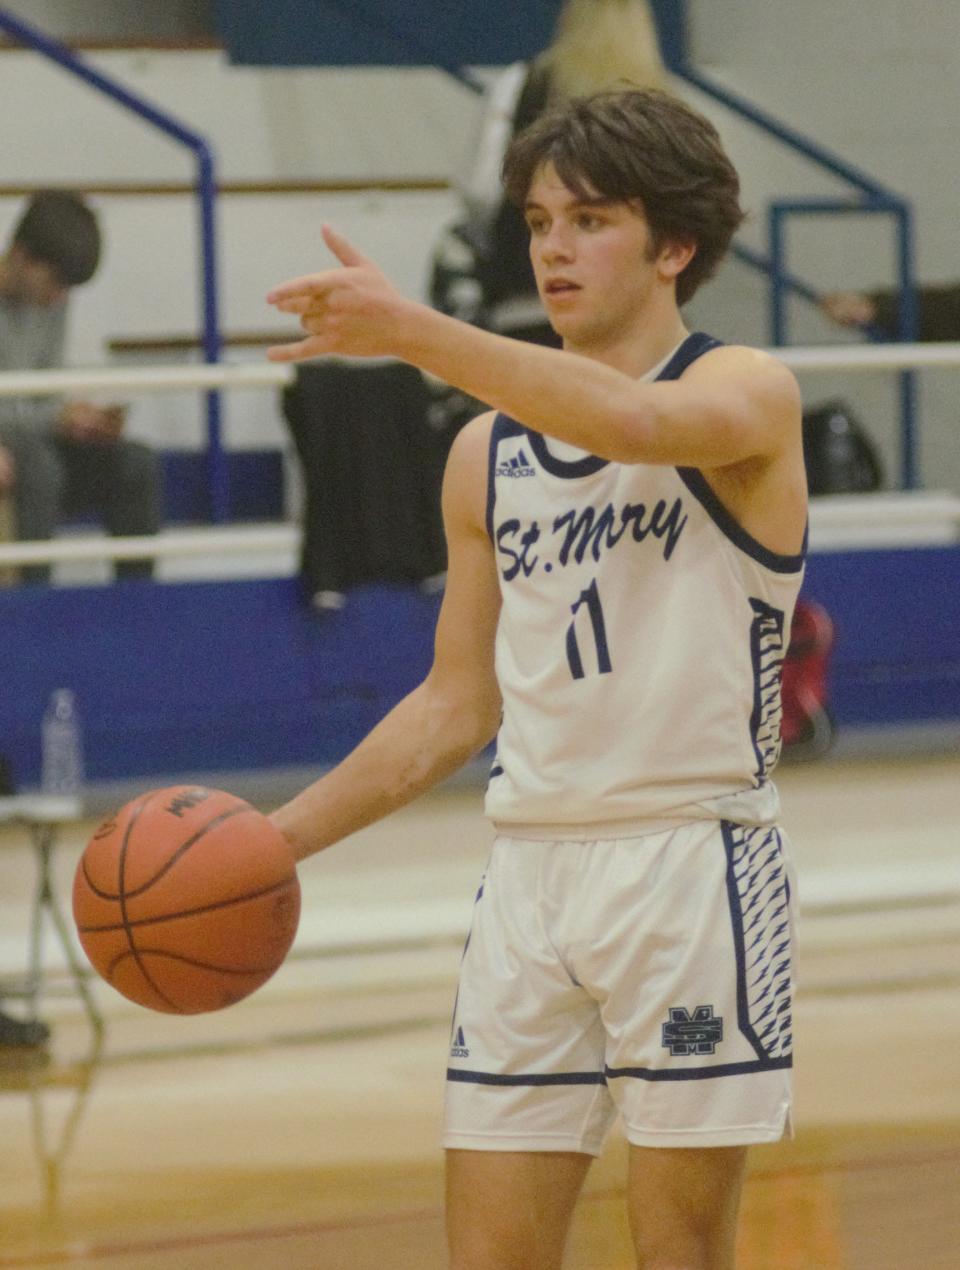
[547,309,589,339]
[555,317,608,350]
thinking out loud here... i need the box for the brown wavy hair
[502,89,745,305]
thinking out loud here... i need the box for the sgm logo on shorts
[450,1025,470,1058]
[662,1005,723,1056]
[495,449,535,479]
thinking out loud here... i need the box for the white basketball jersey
[483,333,805,836]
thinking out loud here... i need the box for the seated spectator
[0,190,161,583]
[822,282,960,341]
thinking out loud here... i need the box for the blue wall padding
[0,578,440,788]
[0,544,956,789]
[214,0,564,68]
[802,546,960,725]
[160,450,285,523]
[214,0,684,73]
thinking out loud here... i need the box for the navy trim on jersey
[664,333,807,573]
[487,330,806,564]
[746,599,787,784]
[525,431,609,479]
[656,331,724,381]
[676,467,807,574]
[491,332,723,484]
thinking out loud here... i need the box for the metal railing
[1,3,927,493]
[0,350,957,576]
[0,6,228,519]
[660,2,920,487]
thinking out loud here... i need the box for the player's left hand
[266,226,410,362]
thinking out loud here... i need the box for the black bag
[282,362,447,601]
[801,399,883,494]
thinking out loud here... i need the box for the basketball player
[266,89,807,1270]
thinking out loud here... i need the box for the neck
[564,306,689,380]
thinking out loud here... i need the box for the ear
[656,238,697,283]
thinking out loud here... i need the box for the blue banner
[214,0,564,69]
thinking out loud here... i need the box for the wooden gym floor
[1,744,958,1268]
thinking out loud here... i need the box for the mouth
[543,279,581,299]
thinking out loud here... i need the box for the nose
[535,221,575,265]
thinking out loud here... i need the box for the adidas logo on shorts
[450,1025,470,1058]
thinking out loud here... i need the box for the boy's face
[524,162,676,351]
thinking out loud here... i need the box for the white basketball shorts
[443,820,795,1154]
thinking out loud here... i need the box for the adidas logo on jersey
[450,1025,470,1058]
[495,449,535,479]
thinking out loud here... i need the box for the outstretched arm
[270,415,502,862]
[267,227,800,472]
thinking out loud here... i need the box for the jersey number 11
[565,579,612,680]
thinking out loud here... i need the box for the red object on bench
[781,598,836,758]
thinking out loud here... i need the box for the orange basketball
[72,785,301,1015]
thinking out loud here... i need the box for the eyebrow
[524,193,617,213]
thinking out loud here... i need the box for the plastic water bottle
[41,688,84,801]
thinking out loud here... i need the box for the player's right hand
[266,225,411,363]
